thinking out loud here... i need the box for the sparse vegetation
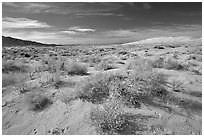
[2,60,29,73]
[148,57,164,68]
[25,91,52,111]
[2,73,27,87]
[171,79,185,92]
[63,60,88,75]
[78,58,168,107]
[164,59,188,70]
[2,36,202,135]
[95,61,117,71]
[89,98,126,134]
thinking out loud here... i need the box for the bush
[2,73,27,87]
[77,73,111,103]
[90,98,126,134]
[78,58,168,105]
[148,57,164,68]
[63,60,88,75]
[126,58,152,71]
[164,59,188,70]
[128,62,167,98]
[95,61,116,71]
[2,60,29,73]
[25,92,52,111]
[80,56,101,66]
[42,55,63,73]
[171,79,185,92]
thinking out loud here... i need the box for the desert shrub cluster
[77,58,168,134]
[95,61,117,71]
[164,59,188,70]
[62,59,88,75]
[80,55,101,67]
[78,58,167,105]
[2,60,30,87]
[148,57,188,71]
[2,60,29,73]
[90,99,126,134]
[2,73,27,87]
[25,91,52,111]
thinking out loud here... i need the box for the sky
[2,2,202,44]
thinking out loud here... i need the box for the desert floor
[2,40,202,135]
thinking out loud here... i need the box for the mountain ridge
[2,36,63,47]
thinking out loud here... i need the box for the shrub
[2,73,27,87]
[42,55,63,73]
[164,59,188,70]
[148,57,164,68]
[78,58,168,105]
[25,92,52,111]
[80,56,101,66]
[95,61,116,71]
[18,83,31,93]
[2,60,29,73]
[77,73,111,104]
[90,98,126,134]
[126,58,152,71]
[171,79,184,92]
[63,60,88,75]
[128,64,167,98]
[2,74,18,87]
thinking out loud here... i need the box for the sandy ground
[2,41,202,135]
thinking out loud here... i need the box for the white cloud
[2,17,51,29]
[60,30,77,34]
[68,26,95,32]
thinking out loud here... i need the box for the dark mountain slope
[2,36,62,47]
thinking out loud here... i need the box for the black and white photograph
[2,1,202,135]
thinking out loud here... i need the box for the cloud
[2,17,51,29]
[2,2,123,15]
[75,13,124,17]
[60,30,77,34]
[68,26,95,32]
[3,2,53,14]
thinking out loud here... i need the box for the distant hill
[122,36,202,46]
[2,36,63,47]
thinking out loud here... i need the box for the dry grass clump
[25,91,52,111]
[41,54,63,73]
[95,61,117,71]
[78,58,167,105]
[77,73,111,104]
[164,59,188,70]
[148,57,188,71]
[148,57,164,68]
[62,59,88,75]
[126,58,151,71]
[171,79,185,92]
[2,60,29,73]
[89,98,126,134]
[127,59,167,97]
[80,55,101,66]
[2,73,27,87]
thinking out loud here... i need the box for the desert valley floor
[2,37,202,135]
